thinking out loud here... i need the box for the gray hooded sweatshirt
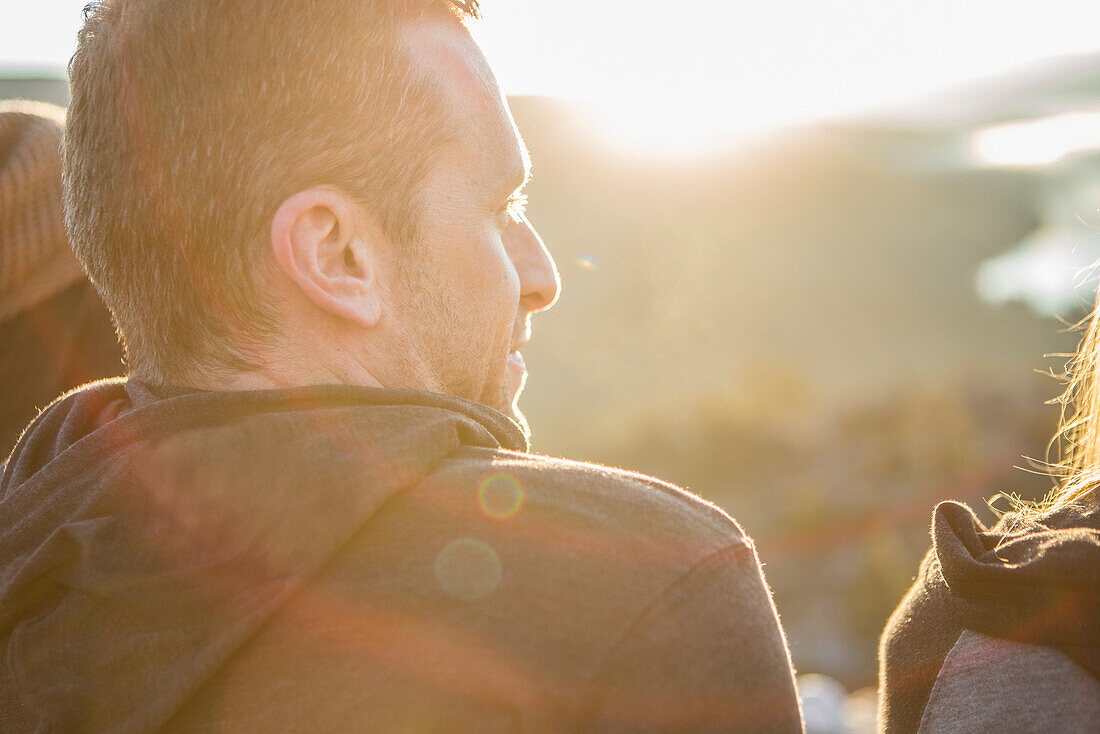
[0,380,802,732]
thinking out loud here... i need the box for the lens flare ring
[477,472,524,520]
[434,537,502,601]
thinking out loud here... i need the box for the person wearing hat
[0,99,121,454]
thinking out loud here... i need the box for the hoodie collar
[932,500,1100,678]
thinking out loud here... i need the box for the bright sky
[5,0,1100,150]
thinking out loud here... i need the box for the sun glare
[583,102,753,157]
[470,0,1100,159]
[4,2,1100,159]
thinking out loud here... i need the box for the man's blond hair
[65,0,479,384]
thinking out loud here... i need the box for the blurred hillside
[513,95,1070,444]
[2,68,1087,689]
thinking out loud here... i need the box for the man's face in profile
[387,19,560,430]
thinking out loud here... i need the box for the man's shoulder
[435,446,749,557]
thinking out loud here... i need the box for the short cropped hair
[65,0,480,384]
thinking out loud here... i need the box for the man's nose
[506,215,560,314]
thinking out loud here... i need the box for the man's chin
[485,379,530,440]
[494,361,530,438]
[507,401,531,440]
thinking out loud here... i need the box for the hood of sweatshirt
[0,379,526,733]
[931,499,1100,679]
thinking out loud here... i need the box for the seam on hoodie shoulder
[574,539,756,722]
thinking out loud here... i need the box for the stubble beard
[489,369,530,438]
[393,262,524,432]
[389,244,528,437]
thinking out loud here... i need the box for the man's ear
[270,188,382,328]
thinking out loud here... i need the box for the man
[0,1,803,731]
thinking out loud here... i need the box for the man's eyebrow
[515,137,533,190]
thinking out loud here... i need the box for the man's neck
[176,359,386,394]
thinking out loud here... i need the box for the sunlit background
[6,2,1100,731]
